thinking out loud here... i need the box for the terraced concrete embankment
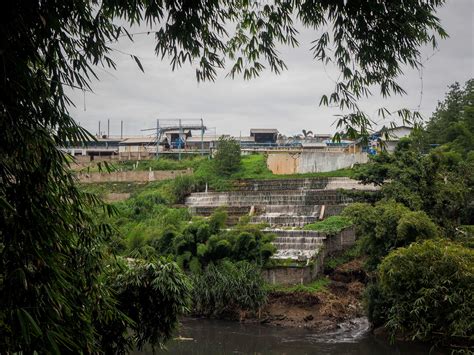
[269,230,326,260]
[186,177,376,276]
[186,177,377,228]
[268,228,356,260]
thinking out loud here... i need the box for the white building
[377,126,413,152]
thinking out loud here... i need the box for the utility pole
[107,119,110,138]
[178,118,182,161]
[156,119,160,160]
[98,121,101,137]
[200,117,204,156]
[120,120,123,139]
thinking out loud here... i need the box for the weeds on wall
[303,216,353,234]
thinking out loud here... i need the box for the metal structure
[141,118,207,160]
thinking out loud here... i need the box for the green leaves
[303,216,353,234]
[377,240,474,345]
[102,258,191,353]
[425,79,474,156]
[132,55,144,72]
[213,137,242,176]
[16,309,42,345]
[342,201,439,271]
[190,261,267,317]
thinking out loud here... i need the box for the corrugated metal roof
[186,135,222,143]
[164,129,191,134]
[238,136,256,142]
[119,137,156,145]
[250,128,279,134]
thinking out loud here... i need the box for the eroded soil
[246,258,368,331]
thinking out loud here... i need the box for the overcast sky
[68,0,473,138]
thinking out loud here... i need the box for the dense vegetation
[425,79,473,155]
[354,140,473,233]
[375,241,473,344]
[101,258,191,354]
[191,261,268,318]
[355,80,473,234]
[0,0,454,350]
[342,201,439,270]
[347,80,473,347]
[99,181,275,319]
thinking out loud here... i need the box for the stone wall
[323,227,356,255]
[262,253,324,285]
[77,168,192,183]
[267,150,368,174]
[262,227,356,285]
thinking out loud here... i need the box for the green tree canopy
[377,240,474,345]
[425,79,474,155]
[214,137,242,176]
[354,134,473,232]
[342,201,439,270]
[0,0,449,352]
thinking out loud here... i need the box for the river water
[134,317,448,354]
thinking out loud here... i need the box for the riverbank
[245,258,367,331]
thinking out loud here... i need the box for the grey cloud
[68,0,473,137]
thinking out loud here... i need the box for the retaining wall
[262,227,356,285]
[267,150,368,174]
[77,168,192,183]
[323,228,356,255]
[262,253,324,285]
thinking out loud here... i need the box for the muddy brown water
[133,317,448,355]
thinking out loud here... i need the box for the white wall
[297,151,368,173]
[267,150,369,174]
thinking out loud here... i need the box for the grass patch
[79,181,153,197]
[79,180,176,202]
[265,258,309,268]
[324,245,360,272]
[115,156,204,171]
[77,156,204,173]
[303,216,353,233]
[266,277,330,293]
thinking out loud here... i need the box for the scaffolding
[141,118,207,160]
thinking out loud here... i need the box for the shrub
[324,245,360,273]
[128,233,146,251]
[153,230,176,255]
[209,208,228,233]
[207,236,232,260]
[396,210,439,244]
[188,257,202,274]
[343,201,438,270]
[191,261,267,317]
[376,240,474,344]
[213,137,241,176]
[154,218,275,271]
[172,175,204,204]
[101,257,191,353]
[365,282,389,327]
